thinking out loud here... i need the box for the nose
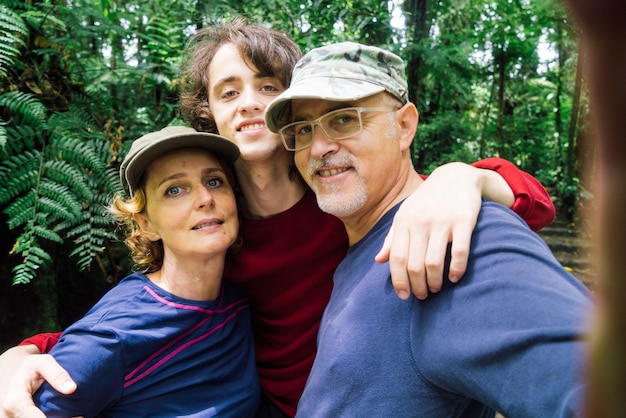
[237,88,263,113]
[308,123,339,159]
[195,184,215,208]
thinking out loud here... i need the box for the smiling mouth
[239,123,265,132]
[192,221,222,230]
[318,167,349,177]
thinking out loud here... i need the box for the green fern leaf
[0,5,27,78]
[43,160,93,200]
[37,195,79,222]
[48,134,106,174]
[39,179,83,216]
[0,151,40,204]
[0,92,47,131]
[4,191,37,229]
[32,225,63,243]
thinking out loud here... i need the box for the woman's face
[136,148,238,263]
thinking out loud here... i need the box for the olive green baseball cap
[265,41,408,132]
[120,126,240,195]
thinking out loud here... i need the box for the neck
[234,157,306,218]
[343,169,423,246]
[148,254,226,301]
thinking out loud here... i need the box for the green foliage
[0,4,28,79]
[0,91,47,130]
[0,95,120,284]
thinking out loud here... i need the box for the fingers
[447,227,472,283]
[0,354,76,418]
[383,227,417,300]
[419,231,448,294]
[381,221,472,300]
[34,354,76,395]
[382,222,430,300]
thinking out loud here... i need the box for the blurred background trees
[0,0,588,348]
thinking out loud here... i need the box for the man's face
[292,94,404,222]
[207,43,286,163]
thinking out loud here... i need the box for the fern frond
[37,195,80,222]
[0,5,28,78]
[20,10,67,33]
[32,224,63,243]
[48,134,106,174]
[1,124,39,154]
[0,91,47,131]
[39,177,84,213]
[0,150,40,204]
[43,160,92,200]
[0,122,6,150]
[4,190,37,229]
[48,106,98,136]
[9,225,53,285]
[11,245,53,285]
[64,201,117,271]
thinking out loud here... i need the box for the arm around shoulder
[471,157,555,231]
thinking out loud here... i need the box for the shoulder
[472,200,550,253]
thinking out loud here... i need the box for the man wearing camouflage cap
[266,41,594,417]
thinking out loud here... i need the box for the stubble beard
[309,155,367,219]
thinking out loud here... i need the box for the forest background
[0,0,591,350]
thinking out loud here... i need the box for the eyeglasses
[278,107,398,151]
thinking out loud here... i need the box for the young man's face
[207,43,288,163]
[292,94,404,223]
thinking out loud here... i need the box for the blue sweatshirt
[297,200,593,418]
[34,273,259,417]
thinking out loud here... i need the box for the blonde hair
[109,187,163,272]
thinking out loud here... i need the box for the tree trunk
[403,0,431,107]
[495,47,506,157]
[554,16,565,167]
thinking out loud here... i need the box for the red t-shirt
[21,157,554,417]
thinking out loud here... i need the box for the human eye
[328,109,359,131]
[220,89,238,100]
[294,123,313,137]
[165,185,182,197]
[259,77,284,94]
[205,176,225,189]
[261,84,281,93]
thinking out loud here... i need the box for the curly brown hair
[178,16,302,133]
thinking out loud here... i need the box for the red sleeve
[470,157,555,232]
[18,332,62,354]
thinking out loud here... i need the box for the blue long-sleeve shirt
[34,273,259,417]
[297,200,593,418]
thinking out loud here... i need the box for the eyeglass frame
[278,106,398,152]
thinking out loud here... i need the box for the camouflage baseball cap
[265,41,408,132]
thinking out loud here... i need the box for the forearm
[471,157,555,231]
[476,167,515,208]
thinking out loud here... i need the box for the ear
[395,102,419,152]
[133,212,161,242]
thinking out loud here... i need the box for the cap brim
[266,78,385,132]
[121,131,239,195]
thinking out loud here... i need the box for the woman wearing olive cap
[32,126,260,417]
